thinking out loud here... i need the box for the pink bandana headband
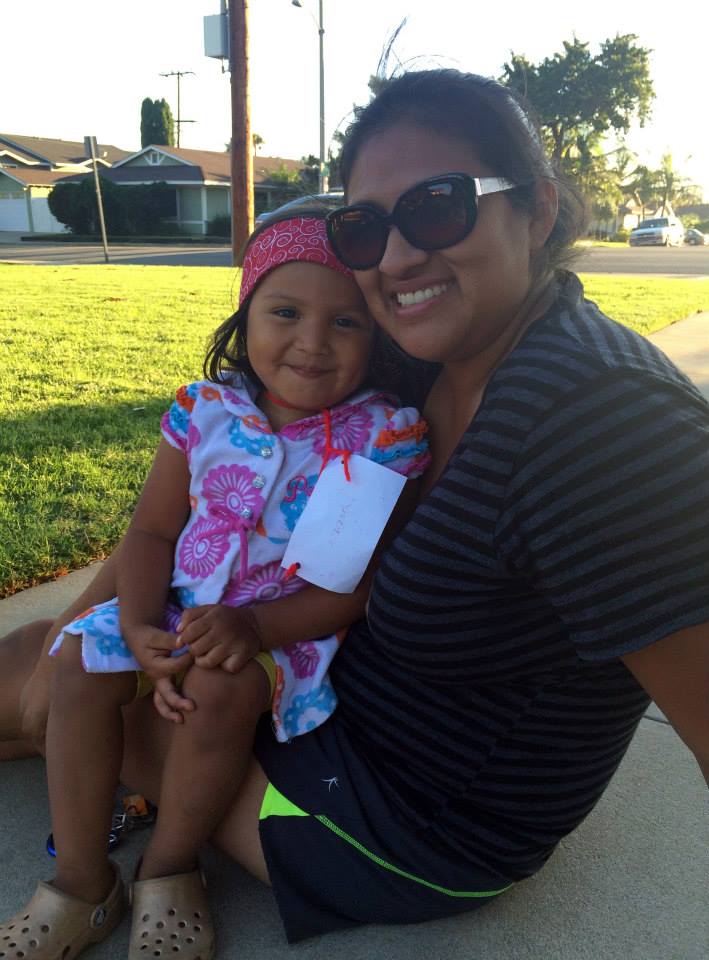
[239,216,353,306]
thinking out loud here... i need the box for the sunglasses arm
[475,177,516,197]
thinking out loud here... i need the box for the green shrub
[48,178,176,236]
[611,228,630,243]
[206,214,231,237]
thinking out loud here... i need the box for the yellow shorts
[134,651,277,701]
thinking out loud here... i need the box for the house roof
[0,166,79,187]
[0,134,131,167]
[114,146,305,185]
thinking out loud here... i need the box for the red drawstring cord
[319,407,352,481]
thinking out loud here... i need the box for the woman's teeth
[396,284,449,307]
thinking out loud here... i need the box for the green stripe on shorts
[259,783,512,899]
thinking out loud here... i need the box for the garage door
[0,198,29,231]
[31,198,65,233]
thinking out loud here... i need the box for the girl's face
[346,122,554,367]
[246,261,373,425]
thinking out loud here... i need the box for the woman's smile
[392,281,452,313]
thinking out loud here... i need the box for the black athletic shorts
[253,715,512,943]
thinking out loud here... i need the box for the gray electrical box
[204,14,229,59]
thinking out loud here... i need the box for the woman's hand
[177,605,263,673]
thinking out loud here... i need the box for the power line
[159,70,195,147]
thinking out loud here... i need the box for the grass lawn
[2,263,708,596]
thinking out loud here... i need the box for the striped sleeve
[497,372,709,660]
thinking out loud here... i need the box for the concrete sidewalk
[1,314,708,960]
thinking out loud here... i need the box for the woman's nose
[378,226,429,277]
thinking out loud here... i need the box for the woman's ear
[529,179,558,251]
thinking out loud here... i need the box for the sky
[3,0,707,200]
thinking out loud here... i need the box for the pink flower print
[222,561,302,607]
[280,405,373,453]
[186,421,202,453]
[222,387,247,407]
[284,641,320,679]
[202,464,265,521]
[178,516,231,579]
[312,405,373,455]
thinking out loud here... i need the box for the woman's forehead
[346,122,487,206]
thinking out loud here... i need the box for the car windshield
[637,219,669,229]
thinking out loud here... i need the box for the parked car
[255,192,344,227]
[628,216,685,247]
[685,227,709,246]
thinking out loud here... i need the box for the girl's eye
[333,316,360,329]
[274,307,297,319]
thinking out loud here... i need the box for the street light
[292,0,326,192]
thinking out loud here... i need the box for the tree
[140,98,175,147]
[252,133,264,155]
[654,153,703,214]
[501,35,654,171]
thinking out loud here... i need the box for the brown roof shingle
[0,134,132,167]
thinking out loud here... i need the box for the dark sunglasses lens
[398,178,474,250]
[328,208,387,269]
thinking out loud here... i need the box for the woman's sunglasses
[326,173,516,271]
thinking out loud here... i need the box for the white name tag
[281,454,406,593]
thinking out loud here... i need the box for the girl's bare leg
[137,661,271,880]
[46,636,136,902]
[120,678,270,885]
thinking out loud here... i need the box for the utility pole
[159,70,195,147]
[84,136,109,263]
[228,0,253,264]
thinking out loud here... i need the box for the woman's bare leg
[121,695,270,885]
[0,620,51,758]
[0,550,121,758]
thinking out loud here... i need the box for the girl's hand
[125,624,193,678]
[177,605,262,672]
[153,676,195,723]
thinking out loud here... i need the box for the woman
[2,69,708,946]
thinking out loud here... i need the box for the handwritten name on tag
[281,454,406,593]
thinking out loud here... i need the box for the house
[0,134,131,233]
[96,145,308,234]
[0,135,310,235]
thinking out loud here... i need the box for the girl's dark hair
[203,202,406,396]
[338,69,587,283]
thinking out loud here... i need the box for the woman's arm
[621,621,709,787]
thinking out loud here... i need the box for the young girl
[0,211,429,960]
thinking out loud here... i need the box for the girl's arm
[621,621,709,789]
[117,438,193,676]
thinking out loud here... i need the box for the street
[0,238,708,274]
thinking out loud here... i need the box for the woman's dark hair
[203,202,406,396]
[338,69,587,283]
